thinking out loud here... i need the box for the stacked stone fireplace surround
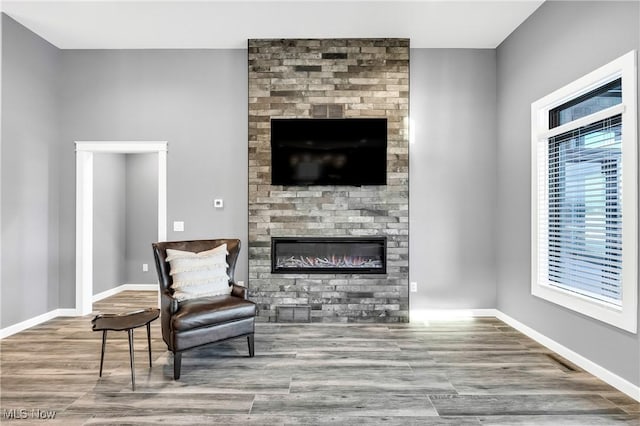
[248,39,409,322]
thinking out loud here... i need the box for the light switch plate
[173,221,184,232]
[410,282,418,292]
[214,199,224,208]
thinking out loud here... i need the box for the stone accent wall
[248,39,409,322]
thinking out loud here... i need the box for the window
[531,51,637,333]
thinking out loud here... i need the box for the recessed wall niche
[248,38,409,322]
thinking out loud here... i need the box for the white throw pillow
[165,244,231,301]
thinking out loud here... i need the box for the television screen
[271,118,387,186]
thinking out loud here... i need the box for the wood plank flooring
[1,291,638,425]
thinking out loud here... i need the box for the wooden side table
[91,308,160,390]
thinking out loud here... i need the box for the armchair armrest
[230,282,247,299]
[160,289,179,315]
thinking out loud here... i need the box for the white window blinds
[541,115,622,306]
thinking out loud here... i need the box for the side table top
[91,308,160,332]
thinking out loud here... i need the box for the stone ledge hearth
[248,38,409,323]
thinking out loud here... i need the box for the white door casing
[75,141,167,315]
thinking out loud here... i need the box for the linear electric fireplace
[271,237,387,274]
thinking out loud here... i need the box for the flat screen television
[271,118,387,186]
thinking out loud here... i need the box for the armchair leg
[173,352,182,380]
[247,334,255,357]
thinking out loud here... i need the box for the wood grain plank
[0,290,635,424]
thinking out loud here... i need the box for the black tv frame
[270,118,387,186]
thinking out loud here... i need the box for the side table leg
[147,322,152,367]
[99,330,107,377]
[128,329,135,391]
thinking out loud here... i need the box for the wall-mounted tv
[271,118,387,186]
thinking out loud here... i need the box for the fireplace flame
[277,255,383,269]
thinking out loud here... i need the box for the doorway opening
[75,141,167,315]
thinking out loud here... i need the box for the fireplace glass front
[271,237,386,274]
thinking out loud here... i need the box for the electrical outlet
[142,263,149,272]
[173,221,184,232]
[214,199,224,208]
[410,282,418,292]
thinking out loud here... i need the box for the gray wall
[496,1,640,386]
[1,15,61,327]
[125,153,158,284]
[409,49,497,313]
[57,49,249,307]
[93,153,127,294]
[93,153,157,292]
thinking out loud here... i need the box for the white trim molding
[75,141,168,316]
[75,149,94,316]
[411,309,499,322]
[495,311,640,402]
[0,309,77,339]
[92,284,158,302]
[412,308,639,402]
[76,141,168,153]
[0,285,158,339]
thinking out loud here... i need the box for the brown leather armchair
[152,239,256,379]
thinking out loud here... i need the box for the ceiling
[1,0,545,49]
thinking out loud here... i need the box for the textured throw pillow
[165,244,231,301]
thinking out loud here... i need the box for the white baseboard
[1,284,158,339]
[92,283,157,302]
[495,310,640,402]
[0,308,75,339]
[411,308,499,322]
[412,308,639,402]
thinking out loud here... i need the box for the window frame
[531,50,638,333]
